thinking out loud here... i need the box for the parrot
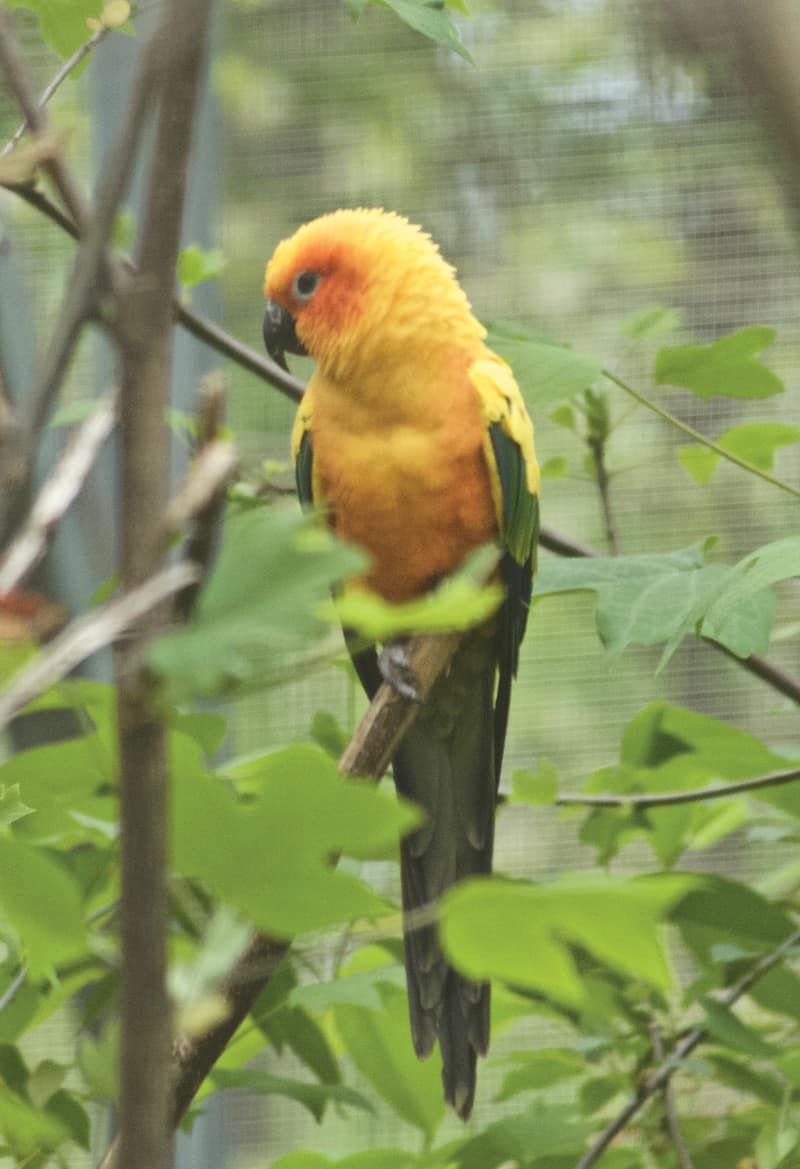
[262,208,540,1119]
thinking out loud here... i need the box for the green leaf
[441,874,691,1005]
[534,543,776,661]
[701,996,780,1059]
[494,1049,584,1102]
[289,966,405,1014]
[511,761,558,806]
[679,422,800,484]
[541,455,568,479]
[0,1090,71,1159]
[310,710,350,758]
[211,1067,372,1122]
[5,0,102,57]
[335,982,445,1139]
[177,244,226,290]
[326,544,502,639]
[455,1101,591,1168]
[172,744,420,937]
[149,505,366,703]
[655,326,783,400]
[671,875,796,974]
[378,0,473,63]
[43,1091,90,1151]
[0,785,34,831]
[0,840,87,976]
[621,304,682,340]
[485,326,602,407]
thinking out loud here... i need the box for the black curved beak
[263,299,307,371]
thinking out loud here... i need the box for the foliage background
[0,1,798,1167]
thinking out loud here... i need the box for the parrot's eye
[292,270,321,302]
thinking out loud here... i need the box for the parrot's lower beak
[263,299,307,370]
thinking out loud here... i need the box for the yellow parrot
[263,209,540,1118]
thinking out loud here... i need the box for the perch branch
[649,1022,695,1169]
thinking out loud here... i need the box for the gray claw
[379,643,422,703]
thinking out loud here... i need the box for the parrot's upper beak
[263,299,308,371]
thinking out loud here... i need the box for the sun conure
[263,208,540,1119]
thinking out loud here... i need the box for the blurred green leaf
[441,874,691,1004]
[621,304,682,339]
[494,1049,584,1102]
[541,455,568,479]
[172,744,419,936]
[177,244,226,291]
[486,325,602,407]
[5,0,102,57]
[701,997,780,1059]
[335,982,445,1139]
[327,545,502,638]
[454,1101,591,1168]
[377,0,473,63]
[150,505,366,702]
[0,785,34,831]
[0,1090,71,1159]
[511,761,558,806]
[655,326,783,399]
[211,1067,372,1122]
[0,840,87,975]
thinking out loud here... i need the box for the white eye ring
[292,270,321,302]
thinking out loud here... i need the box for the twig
[573,925,800,1169]
[112,3,213,1168]
[4,184,305,406]
[171,379,238,622]
[0,393,117,593]
[0,562,199,731]
[0,11,88,226]
[1,25,110,159]
[586,435,620,555]
[649,1023,695,1169]
[163,440,238,535]
[98,624,467,1169]
[603,368,800,500]
[537,527,800,706]
[0,965,28,1013]
[555,765,800,809]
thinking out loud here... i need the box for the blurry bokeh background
[1,1,798,1165]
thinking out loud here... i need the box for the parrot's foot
[378,643,422,703]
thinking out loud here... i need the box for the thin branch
[3,183,305,405]
[171,378,238,622]
[555,765,800,810]
[163,440,238,535]
[112,3,213,1168]
[0,562,199,731]
[537,527,800,706]
[1,25,110,159]
[586,435,620,555]
[604,368,800,500]
[574,924,800,1169]
[649,1023,695,1169]
[0,11,88,227]
[0,393,117,594]
[98,624,467,1169]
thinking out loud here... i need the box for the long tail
[391,631,497,1118]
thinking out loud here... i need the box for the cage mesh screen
[1,0,798,1164]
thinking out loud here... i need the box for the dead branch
[0,393,117,594]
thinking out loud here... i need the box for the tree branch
[0,393,117,593]
[0,562,199,731]
[1,24,110,160]
[573,925,800,1169]
[97,625,467,1169]
[649,1023,695,1169]
[555,765,800,810]
[112,2,213,1167]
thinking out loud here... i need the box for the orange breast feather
[311,359,498,603]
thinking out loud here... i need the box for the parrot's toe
[378,643,422,702]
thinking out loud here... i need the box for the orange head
[263,208,484,381]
